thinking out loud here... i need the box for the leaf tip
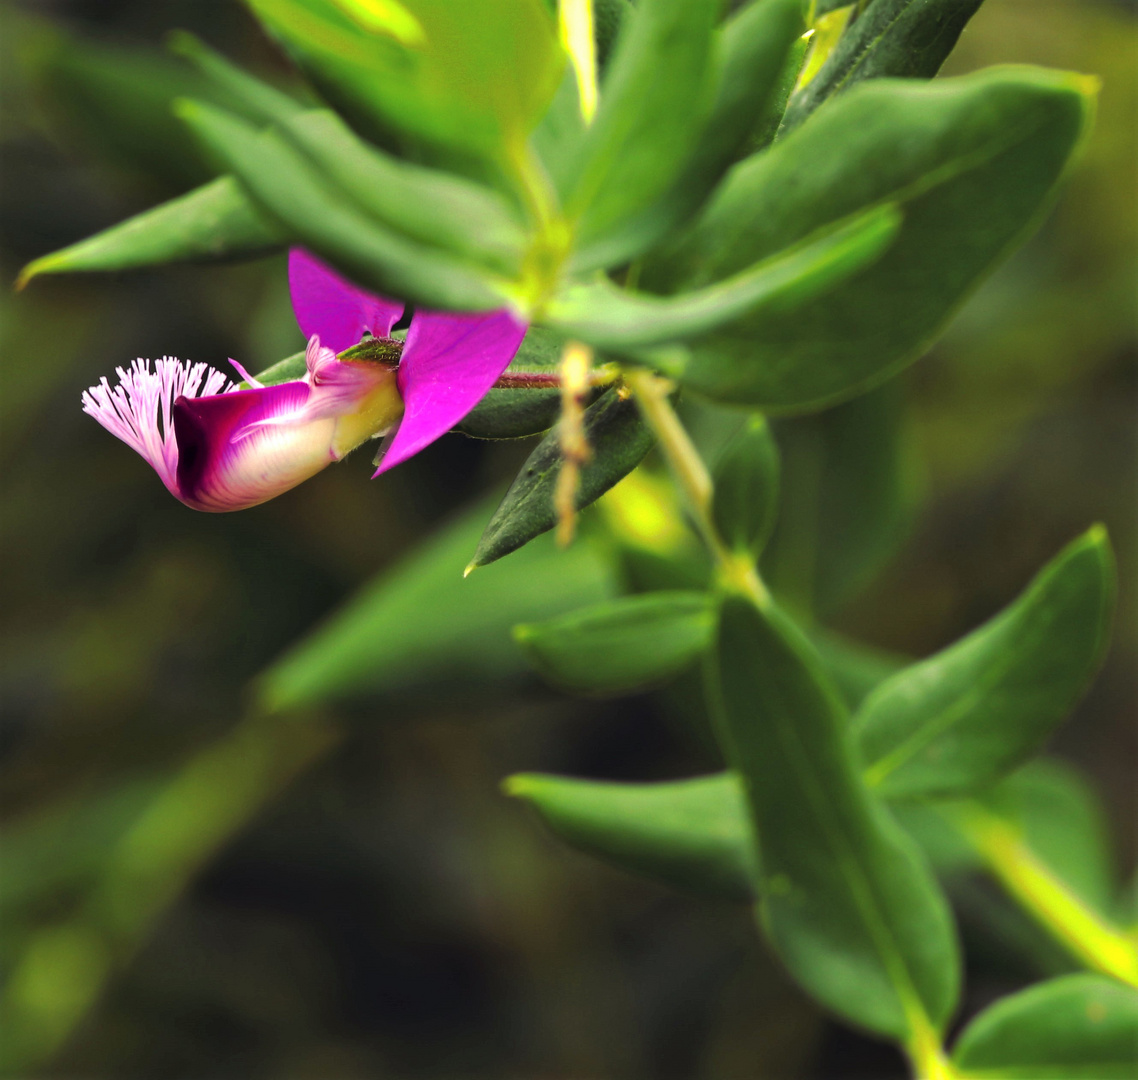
[462,560,478,579]
[1083,521,1110,549]
[165,28,199,59]
[501,773,535,799]
[171,95,206,126]
[1073,73,1103,100]
[1069,522,1115,581]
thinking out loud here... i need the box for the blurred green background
[1,0,1135,1076]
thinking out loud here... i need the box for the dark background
[1,0,1135,1076]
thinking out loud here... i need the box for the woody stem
[492,367,620,390]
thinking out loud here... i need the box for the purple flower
[82,249,526,511]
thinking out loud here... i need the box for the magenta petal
[173,382,331,511]
[375,309,526,474]
[288,248,404,355]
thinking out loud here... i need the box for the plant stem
[554,342,594,546]
[558,0,598,123]
[948,802,1138,988]
[627,369,960,1079]
[625,370,769,608]
[492,365,619,390]
[905,1011,960,1080]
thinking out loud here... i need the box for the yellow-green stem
[948,802,1138,988]
[626,369,957,1077]
[905,1010,959,1080]
[625,370,769,608]
[555,341,594,546]
[559,0,598,123]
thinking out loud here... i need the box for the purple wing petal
[289,248,404,355]
[375,309,526,474]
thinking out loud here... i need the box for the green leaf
[469,387,656,570]
[17,177,284,288]
[763,379,918,614]
[175,99,508,310]
[573,0,808,270]
[275,109,526,274]
[983,759,1117,918]
[782,0,987,132]
[648,68,1097,409]
[593,0,633,71]
[499,763,1109,928]
[531,66,588,196]
[514,590,714,695]
[504,772,758,902]
[951,975,1138,1079]
[549,206,901,350]
[891,761,1116,894]
[25,25,234,190]
[711,414,780,557]
[455,326,570,439]
[746,19,811,154]
[244,0,563,163]
[811,379,916,608]
[247,350,308,388]
[889,801,983,877]
[563,0,719,247]
[709,595,959,1038]
[166,30,308,126]
[810,629,906,712]
[855,527,1115,799]
[1120,874,1138,934]
[0,779,162,913]
[256,498,616,711]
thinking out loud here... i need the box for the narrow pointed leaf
[976,759,1119,918]
[711,415,781,557]
[17,177,283,287]
[748,29,811,153]
[257,499,616,711]
[27,27,236,189]
[782,0,987,132]
[470,388,656,569]
[246,350,307,388]
[166,30,307,125]
[709,596,959,1037]
[175,99,508,310]
[951,975,1138,1079]
[763,379,917,613]
[0,779,163,912]
[574,0,808,270]
[855,527,1115,799]
[550,206,900,350]
[244,0,562,162]
[563,0,719,246]
[275,109,526,273]
[593,0,633,71]
[505,772,757,902]
[647,69,1097,409]
[514,591,714,695]
[532,67,588,197]
[811,630,906,712]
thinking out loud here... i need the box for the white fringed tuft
[81,357,233,491]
